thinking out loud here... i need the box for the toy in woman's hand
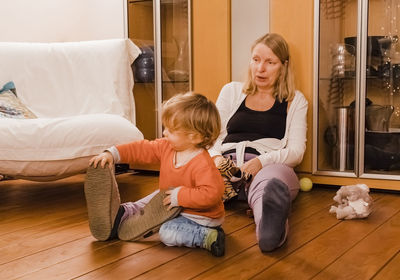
[329,184,372,220]
[217,156,252,201]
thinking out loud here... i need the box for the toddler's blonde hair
[162,92,221,149]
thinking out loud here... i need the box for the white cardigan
[208,82,308,168]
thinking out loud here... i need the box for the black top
[222,97,287,154]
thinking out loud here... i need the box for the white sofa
[0,39,144,181]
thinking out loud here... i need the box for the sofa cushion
[0,39,140,123]
[0,114,143,180]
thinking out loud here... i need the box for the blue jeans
[159,215,214,248]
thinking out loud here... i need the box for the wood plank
[15,240,161,280]
[16,205,250,279]
[0,237,116,279]
[190,209,340,279]
[0,172,152,213]
[252,194,400,279]
[133,188,343,279]
[0,202,248,278]
[289,188,340,220]
[0,173,157,233]
[76,242,191,280]
[2,172,399,279]
[0,219,88,264]
[313,202,400,279]
[134,225,257,280]
[372,251,400,280]
[73,208,253,280]
[0,179,84,213]
[0,197,86,236]
[0,173,159,263]
[190,191,384,279]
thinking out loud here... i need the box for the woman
[209,33,308,252]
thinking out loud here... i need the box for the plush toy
[329,184,372,220]
[216,156,252,202]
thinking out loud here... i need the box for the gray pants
[225,153,300,241]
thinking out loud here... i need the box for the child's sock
[258,178,291,252]
[203,227,225,257]
[120,202,143,222]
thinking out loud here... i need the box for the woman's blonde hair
[243,33,296,102]
[162,92,221,149]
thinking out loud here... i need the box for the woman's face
[250,43,283,91]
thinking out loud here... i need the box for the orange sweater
[116,138,225,219]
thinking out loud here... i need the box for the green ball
[300,177,313,192]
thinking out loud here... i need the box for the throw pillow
[0,82,36,119]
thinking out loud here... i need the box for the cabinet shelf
[319,75,381,81]
[129,0,186,4]
[129,0,151,4]
[135,80,189,84]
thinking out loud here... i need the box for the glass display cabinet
[128,0,191,139]
[314,0,400,180]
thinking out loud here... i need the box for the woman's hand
[240,157,262,176]
[89,152,114,168]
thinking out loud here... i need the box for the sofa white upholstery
[0,39,144,181]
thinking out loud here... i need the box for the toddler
[84,92,226,257]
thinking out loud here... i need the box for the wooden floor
[1,171,400,280]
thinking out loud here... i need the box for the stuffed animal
[329,184,372,220]
[216,156,252,202]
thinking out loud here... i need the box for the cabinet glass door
[160,0,191,102]
[363,0,400,176]
[315,0,359,175]
[128,0,157,139]
[128,0,191,140]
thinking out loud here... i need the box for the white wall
[0,0,126,42]
[231,0,269,82]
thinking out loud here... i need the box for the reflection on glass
[317,0,357,173]
[161,0,190,101]
[167,38,189,82]
[364,0,400,174]
[133,46,155,83]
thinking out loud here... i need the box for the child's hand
[163,190,173,211]
[89,152,114,168]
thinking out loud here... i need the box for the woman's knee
[250,164,299,200]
